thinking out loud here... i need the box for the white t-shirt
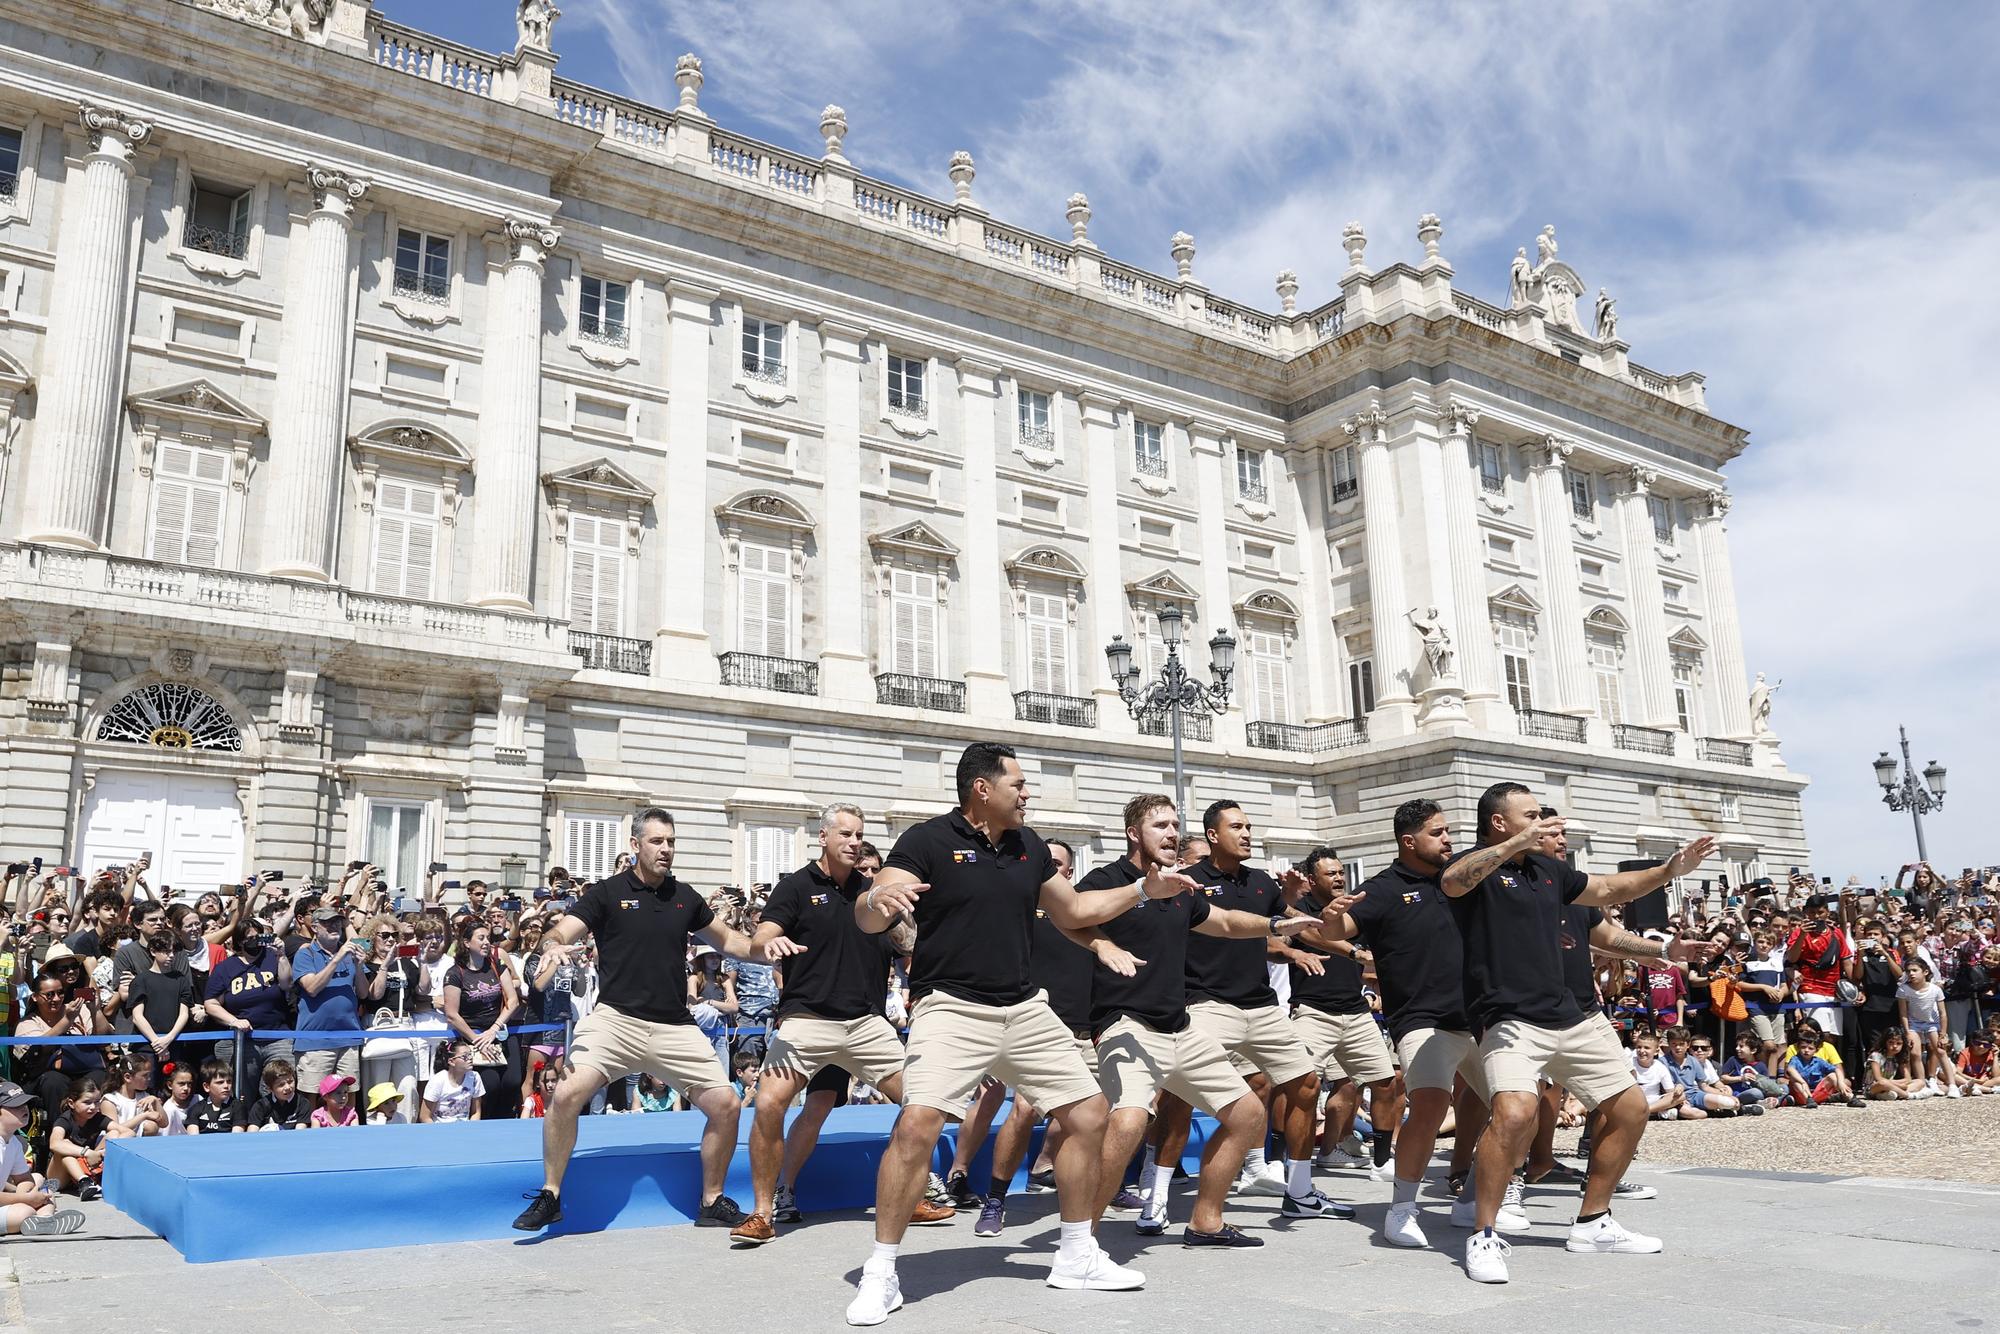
[422,1069,485,1122]
[1897,981,1945,1027]
[1632,1056,1677,1101]
[1,1133,30,1181]
[163,1099,190,1136]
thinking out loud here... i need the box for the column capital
[1695,488,1731,521]
[501,215,561,267]
[77,103,150,162]
[1611,463,1658,497]
[304,162,370,219]
[1523,433,1576,470]
[1341,400,1389,445]
[1438,397,1481,438]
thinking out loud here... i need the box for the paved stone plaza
[4,1157,1993,1332]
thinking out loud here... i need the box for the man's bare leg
[872,1104,949,1244]
[539,1064,610,1196]
[747,1069,807,1217]
[1472,1090,1537,1230]
[691,1083,745,1205]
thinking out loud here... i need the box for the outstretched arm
[1574,836,1718,907]
[1441,819,1553,897]
[1040,864,1199,930]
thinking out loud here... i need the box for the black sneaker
[77,1181,102,1203]
[1847,1096,1868,1108]
[1184,1223,1264,1248]
[513,1189,564,1231]
[697,1194,747,1227]
[772,1184,803,1225]
[944,1171,984,1211]
[1026,1168,1057,1194]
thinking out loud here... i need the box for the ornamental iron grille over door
[96,682,244,752]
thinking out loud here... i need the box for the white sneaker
[1566,1214,1663,1254]
[1368,1160,1393,1184]
[1927,1078,1945,1096]
[1235,1166,1289,1197]
[845,1262,903,1326]
[1383,1202,1428,1249]
[1947,1083,1964,1099]
[1466,1230,1511,1283]
[1910,1084,1935,1100]
[1314,1148,1367,1170]
[1047,1242,1145,1291]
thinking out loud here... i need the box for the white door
[80,770,246,891]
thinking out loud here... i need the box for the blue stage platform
[107,1103,1220,1264]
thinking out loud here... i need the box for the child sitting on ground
[161,1064,198,1135]
[247,1059,309,1130]
[366,1083,409,1125]
[1721,1034,1783,1107]
[310,1074,359,1127]
[0,1080,85,1235]
[1956,1031,1998,1093]
[101,1049,169,1138]
[47,1077,109,1200]
[1663,1026,1747,1117]
[186,1060,236,1134]
[1631,1035,1686,1119]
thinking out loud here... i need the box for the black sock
[1371,1129,1393,1167]
[1576,1209,1608,1225]
[987,1177,1010,1204]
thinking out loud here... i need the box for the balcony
[570,630,651,676]
[1612,723,1675,756]
[1017,426,1056,454]
[1138,710,1211,743]
[718,651,819,695]
[886,390,928,420]
[1698,737,1753,767]
[741,355,786,384]
[1245,718,1369,752]
[875,673,966,713]
[1238,479,1269,505]
[393,270,450,305]
[182,221,248,260]
[1330,476,1357,502]
[580,313,629,347]
[1013,690,1096,729]
[1135,451,1167,478]
[1518,708,1587,744]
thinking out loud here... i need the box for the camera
[428,861,448,875]
[5,863,24,876]
[442,879,462,890]
[499,895,523,912]
[53,866,74,878]
[257,932,275,947]
[347,860,366,872]
[263,870,285,883]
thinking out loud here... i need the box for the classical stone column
[1612,466,1677,729]
[1525,435,1592,715]
[473,217,558,611]
[1188,421,1244,746]
[23,105,151,548]
[1693,490,1752,738]
[1290,448,1339,723]
[954,358,1012,717]
[1436,402,1507,728]
[654,279,718,683]
[261,165,369,581]
[1347,403,1416,735]
[817,321,871,699]
[1078,391,1134,733]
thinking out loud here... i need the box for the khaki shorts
[1394,1027,1491,1101]
[294,1045,360,1089]
[901,990,1103,1117]
[1190,999,1316,1084]
[762,1012,906,1087]
[1292,1008,1396,1086]
[568,1004,730,1098]
[1746,1012,1784,1045]
[1097,1016,1252,1118]
[1480,1016,1635,1111]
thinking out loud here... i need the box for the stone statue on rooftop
[1749,672,1781,738]
[1407,606,1456,683]
[1509,248,1532,309]
[517,0,560,51]
[1537,225,1559,266]
[1594,288,1618,342]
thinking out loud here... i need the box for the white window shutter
[740,543,790,656]
[149,478,189,563]
[569,537,598,632]
[185,483,224,567]
[403,516,436,601]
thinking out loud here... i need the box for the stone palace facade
[0,0,1809,897]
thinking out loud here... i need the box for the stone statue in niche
[1509,248,1532,309]
[1749,672,1781,738]
[517,0,560,50]
[1594,288,1618,342]
[1407,607,1456,682]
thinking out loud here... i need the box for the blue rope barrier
[5,1022,567,1047]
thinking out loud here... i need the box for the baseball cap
[366,1082,401,1111]
[312,907,345,926]
[0,1080,32,1110]
[318,1073,356,1097]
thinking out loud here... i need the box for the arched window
[97,682,243,752]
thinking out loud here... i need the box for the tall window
[365,801,425,888]
[580,275,629,346]
[1567,469,1593,520]
[146,442,229,568]
[0,127,20,200]
[1017,389,1052,447]
[185,180,251,259]
[1247,630,1290,724]
[567,513,625,636]
[1672,656,1700,734]
[1348,658,1375,719]
[1478,441,1505,493]
[746,824,792,888]
[741,314,783,378]
[1133,420,1165,476]
[1589,633,1624,724]
[737,540,793,657]
[1329,443,1358,501]
[1024,590,1069,694]
[887,354,926,414]
[393,228,451,303]
[562,814,622,882]
[1495,618,1534,712]
[1236,448,1267,502]
[889,568,939,678]
[370,479,440,600]
[1649,495,1675,544]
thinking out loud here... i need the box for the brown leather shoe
[909,1198,956,1226]
[729,1212,776,1245]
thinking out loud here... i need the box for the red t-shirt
[1789,925,1852,997]
[1644,966,1686,1016]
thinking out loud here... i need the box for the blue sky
[405,1,1999,880]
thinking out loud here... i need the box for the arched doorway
[80,682,247,889]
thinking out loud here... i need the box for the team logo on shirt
[1201,885,1222,898]
[810,893,830,906]
[619,899,639,910]
[951,850,978,864]
[1401,891,1422,904]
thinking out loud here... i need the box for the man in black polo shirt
[1153,800,1344,1222]
[513,807,800,1234]
[845,743,1195,1326]
[1442,781,1715,1283]
[1310,798,1505,1251]
[730,803,953,1245]
[1088,794,1321,1247]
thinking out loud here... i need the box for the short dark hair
[145,930,177,955]
[1539,805,1559,819]
[955,742,1017,804]
[200,1058,230,1084]
[633,807,675,833]
[1047,838,1075,861]
[1201,800,1240,839]
[1301,846,1342,879]
[857,840,881,862]
[1393,799,1442,841]
[86,887,125,914]
[1476,782,1532,836]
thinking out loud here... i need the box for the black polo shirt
[1445,848,1590,1032]
[1183,857,1280,1010]
[1289,931,1368,1016]
[1560,902,1605,1010]
[567,867,713,1024]
[762,861,895,1022]
[1349,860,1470,1042]
[1081,857,1210,1034]
[1031,908,1095,1033]
[885,810,1054,1007]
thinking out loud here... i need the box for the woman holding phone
[361,914,424,1112]
[441,919,521,1119]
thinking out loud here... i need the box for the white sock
[1138,1144,1158,1196]
[1147,1163,1174,1214]
[1244,1146,1268,1175]
[869,1241,899,1272]
[1057,1218,1092,1259]
[1287,1158,1311,1198]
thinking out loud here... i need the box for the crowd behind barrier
[0,853,1995,1212]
